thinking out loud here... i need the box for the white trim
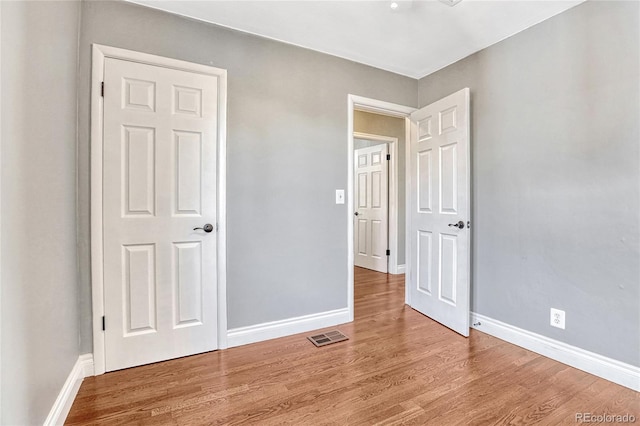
[80,354,95,377]
[90,45,105,375]
[347,95,415,320]
[44,354,94,426]
[352,97,416,118]
[90,44,228,374]
[217,64,228,350]
[347,105,355,322]
[352,132,399,275]
[395,264,406,274]
[227,308,350,348]
[471,313,640,392]
[0,3,3,420]
[404,118,411,305]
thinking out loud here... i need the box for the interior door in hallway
[354,144,389,273]
[102,57,220,371]
[408,88,471,336]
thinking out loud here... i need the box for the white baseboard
[389,264,405,275]
[80,353,95,377]
[44,353,94,426]
[471,313,640,391]
[228,308,350,348]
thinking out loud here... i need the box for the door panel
[123,244,156,334]
[440,143,458,213]
[123,126,156,216]
[371,220,382,258]
[417,149,433,212]
[408,88,470,337]
[372,171,382,208]
[173,242,203,327]
[174,131,203,215]
[417,231,432,294]
[358,173,367,208]
[103,57,219,371]
[354,144,388,273]
[439,234,457,304]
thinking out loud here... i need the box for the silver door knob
[193,224,214,233]
[448,221,465,229]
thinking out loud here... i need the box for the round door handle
[193,224,214,233]
[448,221,465,229]
[354,212,359,216]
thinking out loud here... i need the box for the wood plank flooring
[67,267,639,425]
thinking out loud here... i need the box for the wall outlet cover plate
[550,308,565,329]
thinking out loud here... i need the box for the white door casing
[91,45,227,374]
[354,144,389,273]
[408,88,471,337]
[347,95,415,322]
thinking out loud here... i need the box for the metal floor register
[307,330,349,347]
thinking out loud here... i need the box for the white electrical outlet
[550,308,565,329]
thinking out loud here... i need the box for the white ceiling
[127,0,584,79]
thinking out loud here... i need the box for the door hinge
[101,82,104,97]
[386,249,391,256]
[102,316,105,331]
[386,154,391,161]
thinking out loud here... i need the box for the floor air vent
[307,330,349,347]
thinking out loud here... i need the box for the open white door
[408,88,470,336]
[354,144,389,273]
[102,57,220,371]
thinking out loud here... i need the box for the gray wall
[354,111,406,265]
[0,0,635,421]
[1,1,81,424]
[77,0,418,349]
[418,1,639,366]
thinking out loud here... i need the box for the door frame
[352,132,398,274]
[90,44,228,375]
[347,95,415,321]
[0,3,3,416]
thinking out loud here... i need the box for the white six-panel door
[354,144,389,273]
[408,88,470,336]
[103,57,220,371]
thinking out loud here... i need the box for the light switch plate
[335,189,345,204]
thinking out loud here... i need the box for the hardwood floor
[67,267,639,425]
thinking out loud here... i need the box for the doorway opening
[346,95,415,321]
